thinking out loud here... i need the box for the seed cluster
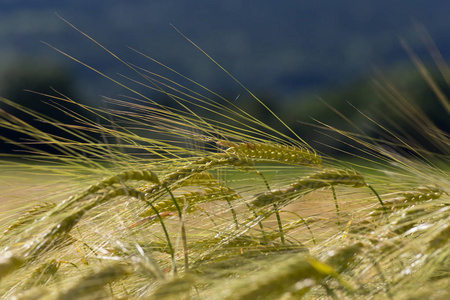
[150,185,241,214]
[218,140,322,166]
[252,168,366,207]
[396,185,447,202]
[1,202,56,237]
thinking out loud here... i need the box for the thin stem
[331,186,340,226]
[367,184,388,219]
[258,171,285,245]
[196,206,218,226]
[226,198,239,228]
[245,203,268,244]
[144,199,176,274]
[163,184,189,272]
[283,211,316,245]
[273,203,285,244]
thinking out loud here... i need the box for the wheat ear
[129,184,241,231]
[217,140,322,166]
[1,202,56,237]
[26,187,166,257]
[55,169,161,213]
[252,168,366,207]
[374,184,447,215]
[139,185,241,217]
[143,154,254,194]
[23,259,60,288]
[394,184,447,203]
[218,253,351,300]
[57,264,131,300]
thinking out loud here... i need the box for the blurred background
[1,0,449,154]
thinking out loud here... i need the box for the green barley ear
[372,184,447,215]
[56,264,131,300]
[251,168,366,207]
[142,154,256,196]
[146,185,241,216]
[396,184,447,203]
[23,259,60,288]
[213,253,352,300]
[217,140,322,167]
[1,202,56,238]
[147,275,197,300]
[55,168,161,213]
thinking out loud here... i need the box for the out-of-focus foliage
[281,65,450,154]
[2,1,450,103]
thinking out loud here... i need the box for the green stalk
[258,171,285,245]
[331,186,340,226]
[163,183,189,272]
[144,198,177,274]
[367,184,388,219]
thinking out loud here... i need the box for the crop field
[0,21,449,300]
